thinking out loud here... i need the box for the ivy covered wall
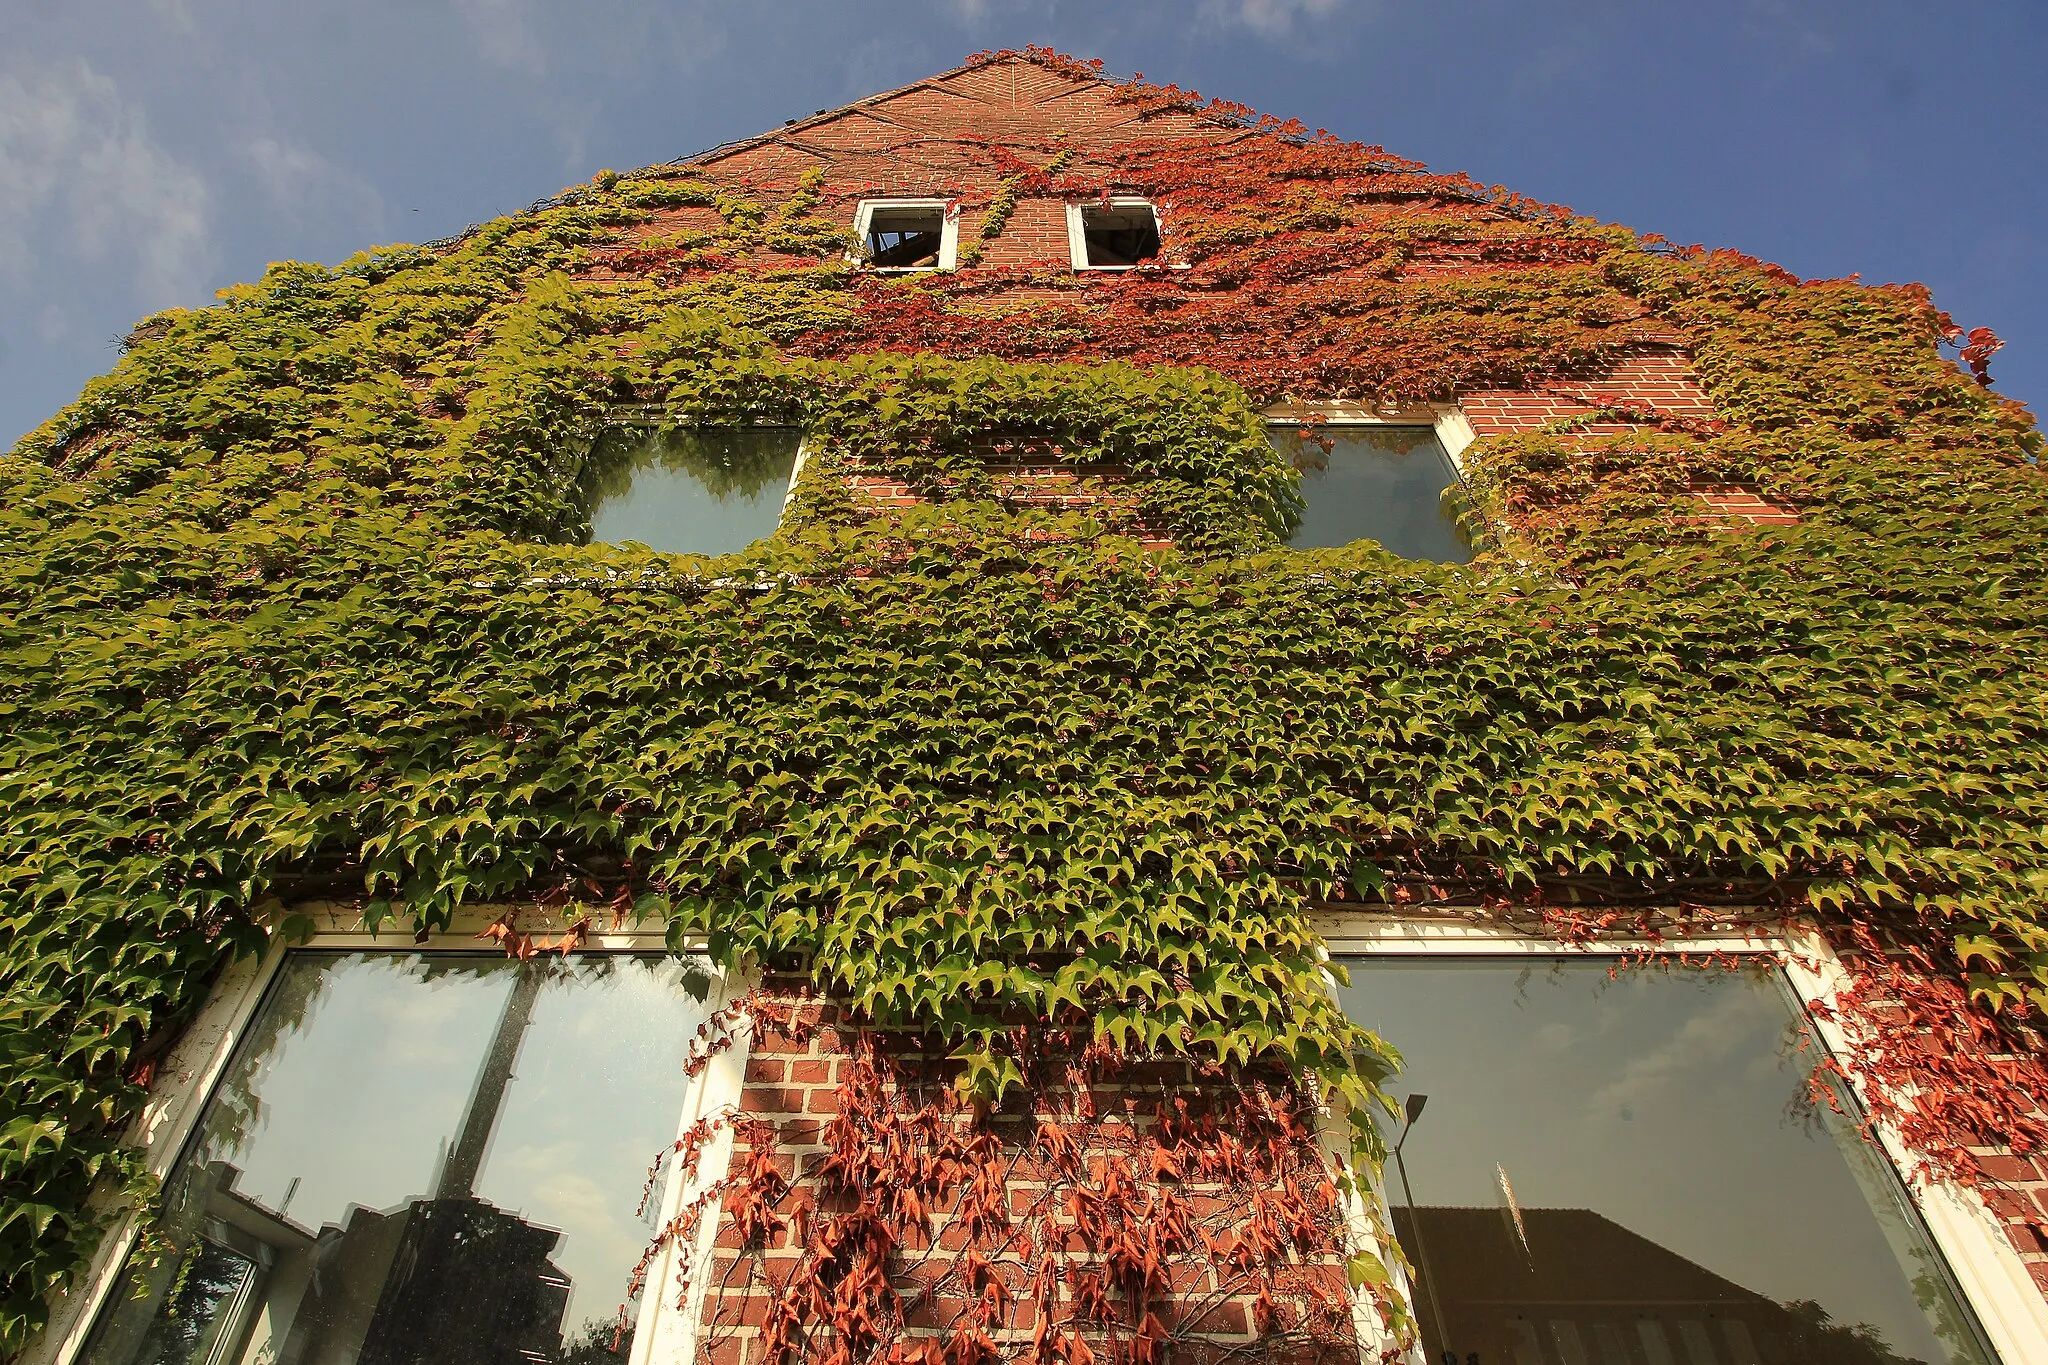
[3,47,2045,1356]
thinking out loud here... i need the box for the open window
[1330,939,2014,1365]
[853,199,957,272]
[578,426,803,556]
[1267,422,1473,561]
[1067,199,1161,270]
[59,939,749,1365]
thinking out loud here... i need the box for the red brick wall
[695,1004,1366,1365]
[1462,345,1719,441]
[1463,344,1800,529]
[1821,936,2048,1300]
[1976,1150,2048,1298]
[981,199,1075,271]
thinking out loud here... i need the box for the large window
[1269,424,1473,561]
[75,952,731,1365]
[580,426,802,557]
[1335,954,1999,1365]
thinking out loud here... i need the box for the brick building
[14,49,2048,1365]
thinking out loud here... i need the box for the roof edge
[677,48,1112,173]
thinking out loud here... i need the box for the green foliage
[958,145,1074,269]
[1,164,2045,1355]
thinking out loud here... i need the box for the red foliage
[1942,322,2005,385]
[1807,921,2048,1227]
[584,65,1665,406]
[664,1012,1366,1365]
[475,910,591,960]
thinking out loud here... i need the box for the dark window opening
[578,426,801,556]
[865,207,945,269]
[1079,203,1160,268]
[1269,425,1473,561]
[1336,957,1998,1365]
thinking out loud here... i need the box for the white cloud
[36,302,72,345]
[451,0,548,74]
[1586,984,1769,1120]
[0,56,211,306]
[145,0,198,34]
[242,135,385,233]
[1201,0,1346,37]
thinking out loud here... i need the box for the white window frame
[1066,197,1165,272]
[1260,399,1478,480]
[25,908,753,1365]
[779,432,810,519]
[1314,913,2048,1365]
[851,198,958,273]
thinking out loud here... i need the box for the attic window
[1068,199,1161,270]
[579,426,802,556]
[1336,954,1998,1365]
[1267,423,1473,561]
[854,199,957,271]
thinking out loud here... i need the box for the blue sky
[4,1,2042,446]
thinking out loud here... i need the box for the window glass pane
[866,208,944,268]
[84,952,715,1365]
[582,427,800,556]
[1335,958,1995,1365]
[1271,426,1473,562]
[1080,205,1159,266]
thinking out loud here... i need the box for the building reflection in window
[579,426,801,557]
[1267,425,1473,562]
[1335,958,1997,1365]
[82,952,713,1365]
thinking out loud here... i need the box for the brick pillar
[693,1003,1372,1365]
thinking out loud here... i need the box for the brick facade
[695,1000,1365,1365]
[15,46,2047,1365]
[1461,345,1717,441]
[612,57,2029,1343]
[582,60,1801,542]
[1462,344,1800,530]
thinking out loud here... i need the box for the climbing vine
[629,992,1390,1365]
[2,45,2045,1358]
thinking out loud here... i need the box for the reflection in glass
[1077,204,1160,267]
[83,953,714,1365]
[1334,958,1995,1365]
[580,427,801,556]
[865,207,945,269]
[1269,425,1472,562]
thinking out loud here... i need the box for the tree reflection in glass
[577,427,801,557]
[1268,425,1473,562]
[1335,958,1997,1365]
[82,952,715,1365]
